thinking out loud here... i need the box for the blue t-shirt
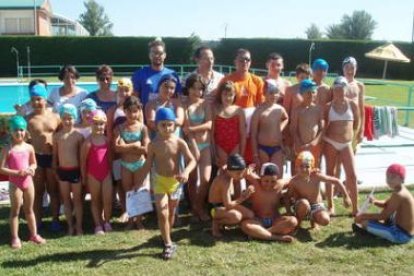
[131,66,182,106]
[86,91,117,114]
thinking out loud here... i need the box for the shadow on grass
[294,227,314,242]
[315,231,395,250]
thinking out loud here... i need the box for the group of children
[0,60,413,259]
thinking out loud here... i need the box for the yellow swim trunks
[153,174,180,195]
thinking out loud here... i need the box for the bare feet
[198,211,211,222]
[212,220,223,238]
[272,234,295,243]
[328,207,335,217]
[118,212,129,223]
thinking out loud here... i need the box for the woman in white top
[48,65,88,116]
[323,76,360,217]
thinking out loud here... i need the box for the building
[0,0,89,36]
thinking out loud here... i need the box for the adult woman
[323,76,360,216]
[48,65,88,115]
[87,65,117,114]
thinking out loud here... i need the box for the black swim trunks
[35,154,53,169]
[57,167,81,184]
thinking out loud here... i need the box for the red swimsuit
[214,115,240,154]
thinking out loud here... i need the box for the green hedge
[0,36,196,76]
[0,36,412,80]
[214,38,414,80]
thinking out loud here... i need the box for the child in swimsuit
[212,81,246,168]
[251,79,288,173]
[114,96,150,229]
[323,76,360,216]
[81,109,113,235]
[53,104,85,235]
[135,107,196,260]
[290,79,324,169]
[285,151,351,229]
[183,74,213,221]
[107,78,133,223]
[0,116,46,249]
[76,98,97,139]
[0,117,10,182]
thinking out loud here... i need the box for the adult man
[265,53,291,104]
[131,38,181,107]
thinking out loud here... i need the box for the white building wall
[0,10,35,34]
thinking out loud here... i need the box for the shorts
[35,153,52,169]
[294,200,326,220]
[153,174,181,199]
[367,220,413,244]
[260,217,274,228]
[57,167,81,184]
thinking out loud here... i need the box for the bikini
[214,115,240,154]
[120,126,145,172]
[324,102,354,151]
[188,110,210,152]
[87,142,110,182]
[7,148,31,190]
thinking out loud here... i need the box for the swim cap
[80,98,97,113]
[117,78,132,90]
[342,56,357,68]
[8,115,27,132]
[264,79,280,94]
[260,162,280,177]
[155,107,176,124]
[386,163,406,180]
[29,83,48,99]
[227,154,246,171]
[299,79,317,94]
[333,76,348,88]
[157,74,178,92]
[312,59,329,72]
[90,109,107,123]
[59,103,78,121]
[295,151,315,169]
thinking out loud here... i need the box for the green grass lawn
[1,189,414,275]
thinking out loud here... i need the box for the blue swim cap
[312,59,329,72]
[80,98,97,113]
[59,103,78,121]
[29,83,48,99]
[157,74,178,93]
[299,79,317,94]
[8,115,27,132]
[155,107,176,124]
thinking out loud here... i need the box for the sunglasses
[99,76,111,82]
[238,57,251,62]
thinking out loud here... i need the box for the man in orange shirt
[220,49,264,165]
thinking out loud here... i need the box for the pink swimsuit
[87,142,110,182]
[7,149,31,190]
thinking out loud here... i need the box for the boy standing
[290,80,324,168]
[136,107,196,260]
[354,164,414,244]
[26,84,62,230]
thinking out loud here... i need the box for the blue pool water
[0,82,117,113]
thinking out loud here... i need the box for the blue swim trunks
[367,220,413,244]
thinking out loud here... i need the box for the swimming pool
[0,82,117,113]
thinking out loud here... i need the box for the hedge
[0,36,196,76]
[0,36,412,80]
[214,38,414,80]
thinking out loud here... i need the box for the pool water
[0,82,117,113]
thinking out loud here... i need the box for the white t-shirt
[48,86,88,113]
[183,70,224,97]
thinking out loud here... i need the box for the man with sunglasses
[131,38,182,107]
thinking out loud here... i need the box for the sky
[50,0,414,42]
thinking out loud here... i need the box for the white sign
[126,188,153,217]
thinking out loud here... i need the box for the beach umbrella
[365,43,411,79]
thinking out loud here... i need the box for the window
[19,18,33,33]
[5,18,18,33]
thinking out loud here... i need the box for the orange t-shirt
[221,73,264,108]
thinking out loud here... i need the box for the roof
[0,0,47,9]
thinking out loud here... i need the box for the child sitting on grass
[0,116,46,249]
[354,164,414,244]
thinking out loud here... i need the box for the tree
[325,10,377,40]
[305,23,323,40]
[78,0,113,36]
